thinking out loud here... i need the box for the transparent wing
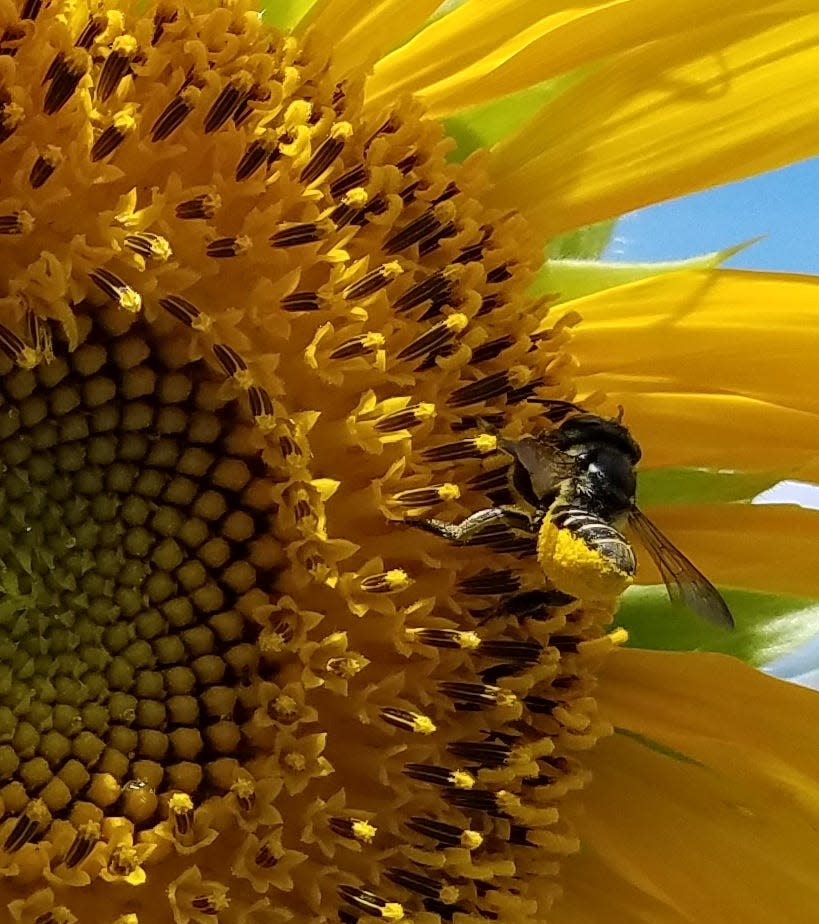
[497,434,576,503]
[628,508,734,629]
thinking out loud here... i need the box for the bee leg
[410,506,534,545]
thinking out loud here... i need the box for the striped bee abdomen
[548,505,637,577]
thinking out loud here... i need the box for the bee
[414,401,733,629]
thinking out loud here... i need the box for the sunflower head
[0,0,630,921]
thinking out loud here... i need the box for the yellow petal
[598,647,819,821]
[489,9,819,237]
[298,0,441,76]
[553,269,819,470]
[554,731,819,924]
[611,391,819,472]
[639,502,819,598]
[562,270,819,414]
[367,0,787,117]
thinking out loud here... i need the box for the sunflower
[0,1,818,923]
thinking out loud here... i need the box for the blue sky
[604,156,819,273]
[604,158,819,685]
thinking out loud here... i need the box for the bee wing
[628,508,734,629]
[497,434,576,501]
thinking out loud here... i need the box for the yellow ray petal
[298,0,441,76]
[598,648,819,822]
[560,270,819,416]
[554,731,819,924]
[638,502,819,598]
[488,10,819,237]
[366,0,788,117]
[605,391,819,473]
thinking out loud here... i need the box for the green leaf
[443,72,583,163]
[261,0,315,29]
[530,238,761,303]
[636,467,782,507]
[547,221,616,260]
[616,584,819,666]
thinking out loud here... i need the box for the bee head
[555,413,641,464]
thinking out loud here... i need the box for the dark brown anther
[343,262,402,301]
[386,868,444,901]
[458,569,520,596]
[0,211,31,234]
[96,49,134,102]
[329,335,380,360]
[152,6,178,44]
[151,93,195,141]
[281,292,321,312]
[447,372,511,408]
[64,822,100,868]
[330,164,368,199]
[236,137,277,181]
[43,52,87,115]
[380,708,427,732]
[476,293,502,316]
[206,236,249,258]
[390,486,454,509]
[3,801,47,852]
[403,764,463,787]
[468,467,510,495]
[406,816,469,848]
[420,436,495,464]
[397,317,460,361]
[159,295,206,328]
[204,81,249,133]
[191,893,224,913]
[434,181,460,203]
[89,267,131,302]
[90,123,128,161]
[448,739,511,767]
[439,682,506,710]
[398,180,421,205]
[418,222,457,257]
[396,152,418,175]
[212,343,248,377]
[443,787,502,814]
[248,384,274,418]
[507,380,543,404]
[255,839,280,869]
[20,0,42,20]
[123,232,168,259]
[523,695,559,715]
[470,335,515,365]
[373,404,430,434]
[408,628,467,649]
[29,152,59,188]
[300,132,348,185]
[269,222,323,248]
[477,639,542,662]
[363,114,398,150]
[75,15,107,49]
[0,25,25,57]
[175,192,220,220]
[487,262,513,283]
[338,885,393,917]
[393,269,454,313]
[384,206,446,255]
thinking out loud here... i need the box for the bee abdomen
[549,505,636,576]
